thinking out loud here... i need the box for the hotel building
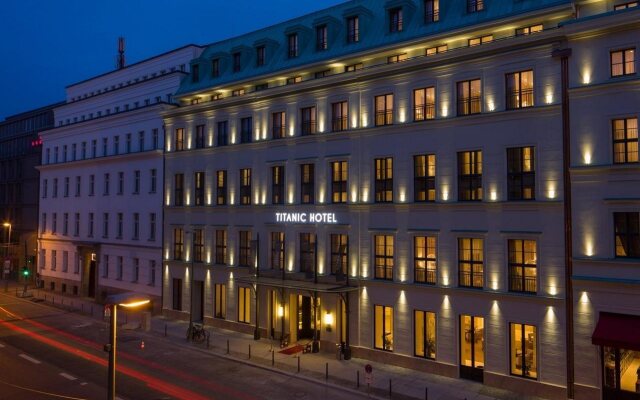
[38,45,203,308]
[160,1,638,399]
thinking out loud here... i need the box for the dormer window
[211,59,220,77]
[387,54,408,64]
[389,7,403,33]
[256,46,266,66]
[191,64,199,83]
[316,25,328,51]
[425,0,439,23]
[467,0,484,13]
[426,45,447,56]
[347,16,360,43]
[516,24,543,36]
[288,33,299,58]
[233,53,241,72]
[286,76,302,85]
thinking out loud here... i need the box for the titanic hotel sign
[275,212,338,224]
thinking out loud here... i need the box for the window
[102,213,109,238]
[132,258,139,282]
[75,176,81,197]
[117,213,123,239]
[113,136,120,155]
[414,154,436,202]
[256,46,265,67]
[507,147,535,200]
[150,169,157,193]
[510,324,537,379]
[374,235,394,280]
[126,133,132,153]
[375,157,393,203]
[217,120,228,146]
[174,128,184,151]
[217,170,227,205]
[345,63,363,73]
[611,48,635,77]
[88,213,94,237]
[374,305,393,351]
[138,131,144,152]
[149,260,156,286]
[102,138,108,156]
[117,172,124,195]
[300,164,315,204]
[614,1,639,10]
[271,166,285,205]
[516,24,543,36]
[460,315,485,370]
[316,25,328,51]
[238,287,251,323]
[457,79,481,115]
[152,128,159,149]
[425,0,439,22]
[271,232,285,270]
[211,58,220,77]
[215,229,227,264]
[414,310,436,359]
[414,87,435,121]
[614,212,640,258]
[194,229,204,263]
[458,151,482,201]
[63,213,68,235]
[74,213,80,237]
[272,112,286,139]
[331,101,348,132]
[71,144,76,161]
[240,117,252,143]
[468,35,493,47]
[214,284,226,318]
[174,173,184,206]
[613,118,638,164]
[415,236,437,284]
[375,94,394,126]
[64,177,69,197]
[102,255,109,278]
[194,172,205,206]
[51,250,57,270]
[347,16,359,43]
[389,7,403,32]
[132,213,139,240]
[458,238,483,288]
[174,228,184,260]
[104,173,110,195]
[314,70,330,79]
[286,76,302,85]
[172,278,182,311]
[42,179,48,198]
[299,233,316,273]
[330,234,348,275]
[506,70,534,109]
[195,125,205,149]
[82,142,87,159]
[387,53,408,64]
[41,213,46,234]
[191,64,199,83]
[331,161,348,203]
[467,0,484,12]
[288,33,299,58]
[239,168,251,205]
[426,45,448,56]
[149,213,156,241]
[301,106,317,135]
[133,170,140,194]
[89,175,95,196]
[233,52,241,72]
[508,239,537,293]
[238,231,251,267]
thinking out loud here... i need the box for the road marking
[19,353,41,364]
[0,343,5,348]
[80,382,87,386]
[59,373,77,381]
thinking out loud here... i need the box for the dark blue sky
[0,0,345,119]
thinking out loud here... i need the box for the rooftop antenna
[116,37,125,69]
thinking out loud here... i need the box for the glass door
[460,315,485,382]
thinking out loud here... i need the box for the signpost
[365,364,373,395]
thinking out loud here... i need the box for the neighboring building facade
[37,45,203,309]
[0,103,60,279]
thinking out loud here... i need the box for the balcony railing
[272,125,286,139]
[332,117,348,132]
[509,273,537,293]
[414,104,436,121]
[457,97,481,115]
[459,270,483,288]
[415,268,436,284]
[301,121,317,136]
[507,88,534,109]
[375,264,393,280]
[375,110,393,126]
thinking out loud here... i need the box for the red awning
[592,312,640,351]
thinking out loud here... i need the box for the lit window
[414,154,436,202]
[344,63,363,72]
[506,70,534,109]
[516,24,543,36]
[458,150,482,201]
[215,229,227,264]
[194,171,205,206]
[193,229,204,262]
[347,16,360,43]
[426,44,447,56]
[239,168,251,205]
[374,305,394,351]
[468,35,493,47]
[374,157,393,202]
[173,228,184,260]
[216,170,227,205]
[300,163,315,204]
[331,101,348,132]
[389,8,403,33]
[413,87,436,121]
[374,235,394,280]
[467,0,484,13]
[612,118,638,164]
[387,53,408,64]
[238,287,251,323]
[508,239,537,293]
[414,236,437,284]
[614,1,638,10]
[286,76,302,85]
[238,231,251,267]
[414,310,436,359]
[611,48,636,77]
[510,323,537,379]
[214,284,226,318]
[614,212,640,258]
[425,0,439,23]
[174,128,184,151]
[272,112,286,139]
[458,238,483,288]
[375,94,394,126]
[460,315,485,372]
[240,117,252,143]
[271,166,285,205]
[331,161,348,203]
[507,146,535,200]
[457,79,482,115]
[300,106,317,135]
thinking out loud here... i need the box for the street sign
[104,305,111,318]
[365,364,373,384]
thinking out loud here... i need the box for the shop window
[510,323,537,379]
[238,287,251,323]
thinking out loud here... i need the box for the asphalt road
[0,291,362,400]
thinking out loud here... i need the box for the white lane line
[19,354,41,364]
[0,343,5,348]
[80,382,88,386]
[59,372,77,381]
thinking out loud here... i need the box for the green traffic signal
[22,267,29,277]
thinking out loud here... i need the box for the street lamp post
[2,222,11,280]
[104,293,150,400]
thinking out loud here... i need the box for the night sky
[0,0,345,119]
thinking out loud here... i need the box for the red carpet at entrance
[279,344,304,355]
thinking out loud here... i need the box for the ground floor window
[414,310,436,359]
[214,283,226,319]
[460,314,484,382]
[510,323,537,379]
[374,305,393,351]
[238,287,251,324]
[604,346,640,396]
[172,278,182,311]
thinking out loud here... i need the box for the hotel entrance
[460,315,485,382]
[297,295,320,341]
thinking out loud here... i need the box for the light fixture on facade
[324,312,333,332]
[278,305,284,317]
[583,150,592,165]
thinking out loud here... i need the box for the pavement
[12,282,547,400]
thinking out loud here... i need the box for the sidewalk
[21,285,545,400]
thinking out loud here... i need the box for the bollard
[272,350,275,366]
[389,379,392,398]
[248,344,251,360]
[325,362,328,381]
[226,339,230,354]
[357,370,360,388]
[297,356,300,373]
[425,387,428,400]
[164,324,168,337]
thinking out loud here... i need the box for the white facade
[38,45,203,308]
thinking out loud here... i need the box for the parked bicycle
[186,323,210,343]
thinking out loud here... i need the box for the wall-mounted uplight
[324,312,334,332]
[278,305,284,318]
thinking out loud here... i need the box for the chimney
[116,37,125,69]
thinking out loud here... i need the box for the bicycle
[186,323,210,343]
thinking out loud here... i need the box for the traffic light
[22,266,29,277]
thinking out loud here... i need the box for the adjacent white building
[37,45,203,309]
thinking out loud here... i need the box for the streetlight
[2,222,11,280]
[104,293,151,400]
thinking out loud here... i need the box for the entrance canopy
[592,312,640,351]
[235,276,358,294]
